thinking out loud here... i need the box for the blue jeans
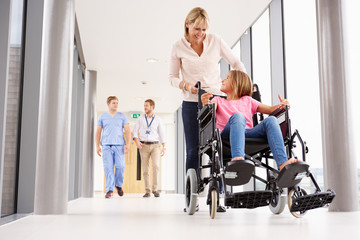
[102,145,125,192]
[220,113,288,168]
[182,101,199,173]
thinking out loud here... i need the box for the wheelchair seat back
[198,104,216,147]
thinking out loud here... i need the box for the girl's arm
[257,94,290,114]
[201,92,217,110]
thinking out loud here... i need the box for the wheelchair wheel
[185,169,198,215]
[269,188,286,214]
[288,188,308,218]
[209,189,217,219]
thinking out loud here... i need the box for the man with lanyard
[133,99,166,197]
[96,96,131,198]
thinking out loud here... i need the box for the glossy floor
[0,193,359,240]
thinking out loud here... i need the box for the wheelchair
[185,82,335,219]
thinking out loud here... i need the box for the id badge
[145,130,151,135]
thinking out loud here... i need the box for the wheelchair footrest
[290,190,336,212]
[277,162,310,188]
[224,160,255,186]
[225,190,272,209]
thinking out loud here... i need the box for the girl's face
[220,74,232,94]
[187,20,207,43]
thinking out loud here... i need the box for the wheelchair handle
[195,81,201,89]
[196,81,202,109]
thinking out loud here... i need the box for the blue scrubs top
[97,112,129,146]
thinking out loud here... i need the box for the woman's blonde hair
[228,70,253,98]
[184,7,209,40]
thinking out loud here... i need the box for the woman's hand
[186,82,199,95]
[278,94,290,109]
[201,92,213,106]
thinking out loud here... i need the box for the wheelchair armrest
[269,107,286,117]
[270,106,290,139]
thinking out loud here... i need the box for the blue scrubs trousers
[102,145,125,192]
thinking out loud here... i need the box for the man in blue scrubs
[96,96,131,198]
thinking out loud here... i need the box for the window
[283,0,323,192]
[231,40,241,69]
[252,9,271,106]
[342,1,360,203]
[251,9,272,190]
[1,0,25,217]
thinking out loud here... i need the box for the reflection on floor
[0,214,28,226]
[0,193,359,240]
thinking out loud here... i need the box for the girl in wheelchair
[201,70,301,171]
[188,70,335,219]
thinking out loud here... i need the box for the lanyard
[145,114,155,129]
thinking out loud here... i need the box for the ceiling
[75,0,272,113]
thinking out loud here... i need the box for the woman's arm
[257,94,291,114]
[168,43,182,89]
[168,44,198,94]
[220,37,246,72]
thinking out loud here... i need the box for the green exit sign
[131,113,141,119]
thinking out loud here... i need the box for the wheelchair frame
[184,82,335,219]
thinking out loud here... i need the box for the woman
[169,7,246,212]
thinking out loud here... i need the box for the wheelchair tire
[209,189,217,219]
[185,169,198,215]
[288,188,308,218]
[269,189,286,214]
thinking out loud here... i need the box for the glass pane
[342,1,360,204]
[231,40,240,70]
[251,9,272,189]
[1,0,25,217]
[252,9,271,105]
[283,0,323,193]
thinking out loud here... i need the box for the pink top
[169,33,246,102]
[211,96,260,132]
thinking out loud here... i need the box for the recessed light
[146,58,158,63]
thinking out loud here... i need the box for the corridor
[1,193,359,239]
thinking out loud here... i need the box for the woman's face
[220,74,232,93]
[187,20,207,43]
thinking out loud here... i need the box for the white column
[0,0,12,218]
[81,70,97,197]
[316,0,359,211]
[34,0,74,214]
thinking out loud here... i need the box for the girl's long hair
[228,70,253,98]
